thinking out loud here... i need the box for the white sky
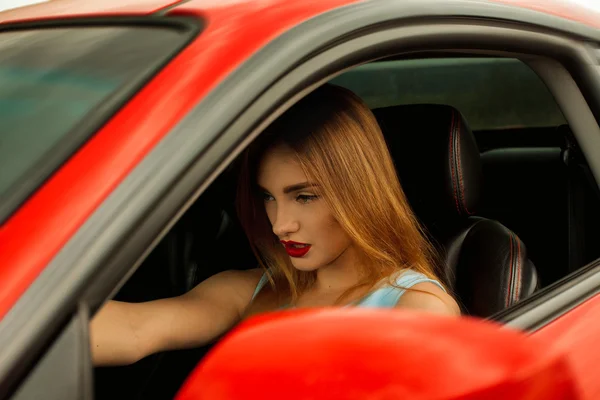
[0,0,599,15]
[0,0,49,12]
[575,0,600,10]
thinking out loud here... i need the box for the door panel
[10,308,92,400]
[532,292,600,400]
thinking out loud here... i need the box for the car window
[0,25,193,222]
[329,58,567,131]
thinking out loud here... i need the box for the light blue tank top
[251,269,445,308]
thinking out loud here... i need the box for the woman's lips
[281,241,311,258]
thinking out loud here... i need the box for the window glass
[330,58,566,130]
[0,26,189,214]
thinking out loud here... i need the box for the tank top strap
[357,270,446,308]
[251,272,269,301]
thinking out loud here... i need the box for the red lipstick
[281,240,311,258]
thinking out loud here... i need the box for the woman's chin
[290,259,320,272]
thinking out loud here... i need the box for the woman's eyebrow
[283,182,319,194]
[257,182,319,194]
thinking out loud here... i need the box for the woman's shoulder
[362,269,460,316]
[391,269,460,316]
[207,268,265,312]
[210,268,263,287]
[395,281,460,316]
[388,268,444,290]
[193,268,263,302]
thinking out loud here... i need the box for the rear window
[330,58,566,131]
[0,24,196,221]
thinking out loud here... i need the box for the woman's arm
[90,268,262,366]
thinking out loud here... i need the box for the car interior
[93,55,600,399]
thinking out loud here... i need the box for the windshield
[0,24,194,222]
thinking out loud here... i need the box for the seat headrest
[373,105,483,223]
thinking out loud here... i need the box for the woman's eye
[262,193,275,202]
[296,194,318,204]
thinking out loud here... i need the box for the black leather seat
[373,105,539,317]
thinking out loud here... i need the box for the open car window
[329,58,567,131]
[0,24,193,222]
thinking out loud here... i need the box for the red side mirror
[176,309,579,400]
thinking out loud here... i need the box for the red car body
[1,0,600,398]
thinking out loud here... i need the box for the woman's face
[256,144,353,271]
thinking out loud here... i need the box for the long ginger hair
[236,84,442,305]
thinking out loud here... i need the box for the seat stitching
[514,234,522,304]
[448,111,460,214]
[456,116,474,215]
[506,234,514,308]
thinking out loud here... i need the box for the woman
[90,84,459,367]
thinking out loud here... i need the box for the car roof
[1,0,600,30]
[0,0,179,22]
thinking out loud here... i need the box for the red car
[1,0,600,398]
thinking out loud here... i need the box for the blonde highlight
[236,84,444,306]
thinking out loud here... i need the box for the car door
[176,1,600,393]
[161,1,600,397]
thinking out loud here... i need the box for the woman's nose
[272,206,300,238]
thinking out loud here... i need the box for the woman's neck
[312,244,362,293]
